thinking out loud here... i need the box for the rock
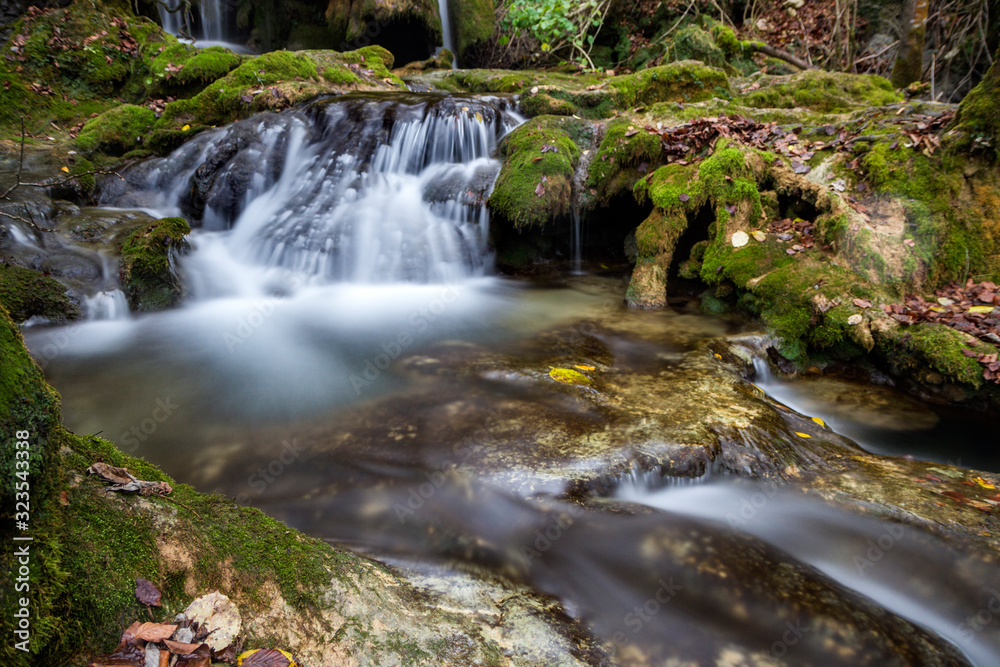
[118,217,191,312]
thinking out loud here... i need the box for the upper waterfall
[157,0,228,43]
[103,94,524,287]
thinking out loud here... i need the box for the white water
[157,0,230,45]
[436,0,457,67]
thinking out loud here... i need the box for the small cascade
[84,290,130,320]
[105,94,524,289]
[156,0,189,38]
[199,0,226,42]
[157,0,228,44]
[436,0,457,67]
[570,211,583,274]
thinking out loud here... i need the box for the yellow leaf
[973,476,996,489]
[60,166,69,172]
[237,649,296,666]
[181,124,191,131]
[795,432,812,438]
[811,417,826,428]
[549,368,591,386]
[969,306,994,314]
[751,230,767,242]
[541,43,551,52]
[574,365,595,371]
[713,353,722,360]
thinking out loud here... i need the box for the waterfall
[437,0,457,67]
[157,0,227,43]
[105,94,524,289]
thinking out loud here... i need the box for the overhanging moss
[488,116,583,229]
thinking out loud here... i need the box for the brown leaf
[163,639,207,654]
[534,182,545,197]
[135,578,162,607]
[132,622,178,642]
[87,462,134,485]
[239,648,294,666]
[678,193,690,202]
[852,299,872,308]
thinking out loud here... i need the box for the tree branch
[745,41,815,71]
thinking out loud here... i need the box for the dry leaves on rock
[883,280,1000,382]
[135,578,162,607]
[87,462,173,496]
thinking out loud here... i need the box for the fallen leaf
[573,365,596,371]
[135,578,162,607]
[132,622,178,642]
[973,477,996,490]
[60,166,69,172]
[731,231,749,248]
[678,193,690,202]
[237,648,296,666]
[534,182,545,197]
[968,306,994,314]
[177,592,242,651]
[548,368,591,386]
[794,432,812,438]
[847,314,863,325]
[811,417,826,428]
[853,299,872,308]
[181,124,191,131]
[751,230,766,242]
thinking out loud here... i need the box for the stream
[13,91,1000,665]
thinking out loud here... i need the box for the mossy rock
[740,69,902,113]
[152,47,404,132]
[452,0,495,66]
[118,216,190,312]
[75,104,156,156]
[606,61,730,109]
[883,323,986,388]
[0,263,80,323]
[488,116,583,229]
[145,40,244,96]
[954,44,1000,159]
[586,117,664,204]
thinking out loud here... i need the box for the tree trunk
[891,0,929,88]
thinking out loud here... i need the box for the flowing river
[14,92,1000,665]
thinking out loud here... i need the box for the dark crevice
[777,192,821,222]
[668,204,714,286]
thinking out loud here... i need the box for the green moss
[75,104,155,155]
[146,40,243,95]
[740,69,902,113]
[889,323,985,387]
[452,0,495,64]
[118,217,190,312]
[607,61,730,109]
[669,24,726,68]
[954,45,1000,158]
[0,263,80,323]
[519,93,577,117]
[488,116,582,229]
[586,118,663,203]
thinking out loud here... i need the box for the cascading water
[106,94,523,289]
[436,0,457,68]
[157,0,229,45]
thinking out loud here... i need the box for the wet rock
[118,217,191,312]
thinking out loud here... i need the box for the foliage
[499,0,611,69]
